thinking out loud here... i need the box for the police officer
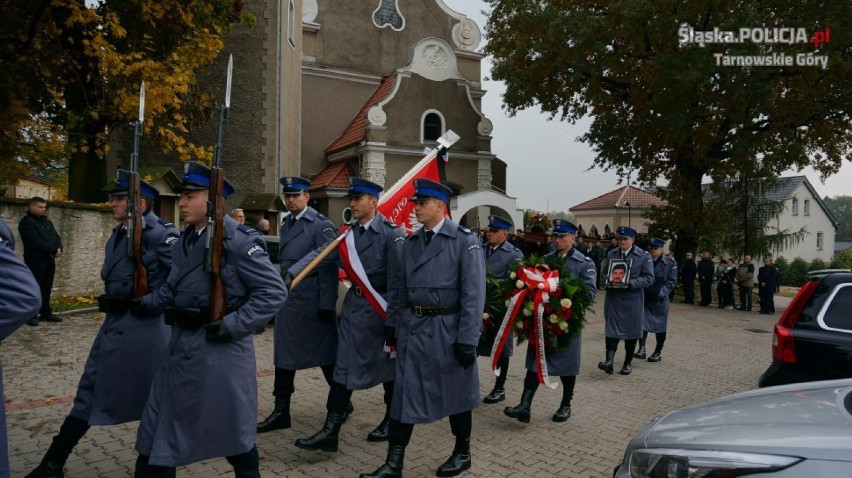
[635,238,677,362]
[478,215,523,404]
[598,226,654,376]
[360,179,485,478]
[257,177,341,433]
[295,178,404,452]
[133,162,287,477]
[504,220,596,424]
[1,219,41,478]
[26,172,178,478]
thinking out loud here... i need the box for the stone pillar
[477,157,492,190]
[362,150,387,187]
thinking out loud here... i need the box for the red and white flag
[377,146,449,233]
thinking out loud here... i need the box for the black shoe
[25,461,65,478]
[257,396,291,433]
[634,347,647,360]
[483,387,505,404]
[552,405,571,422]
[27,317,40,326]
[436,452,471,477]
[294,411,345,452]
[597,350,615,374]
[359,443,405,478]
[619,362,632,375]
[367,414,391,442]
[41,315,63,323]
[503,389,534,423]
[648,352,662,362]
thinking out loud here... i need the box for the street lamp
[624,201,631,228]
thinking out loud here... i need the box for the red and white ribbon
[490,266,560,389]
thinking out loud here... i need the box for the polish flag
[377,147,450,234]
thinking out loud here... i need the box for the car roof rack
[807,269,852,278]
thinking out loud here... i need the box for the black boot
[226,446,260,478]
[26,416,90,478]
[483,375,506,404]
[597,350,615,374]
[436,437,471,477]
[552,403,572,422]
[648,345,663,362]
[503,388,535,423]
[620,360,633,375]
[257,395,291,433]
[359,442,406,478]
[342,401,355,424]
[294,411,345,452]
[634,338,647,359]
[367,405,391,442]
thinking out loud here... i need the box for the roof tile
[325,75,396,154]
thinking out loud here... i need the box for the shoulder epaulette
[316,213,329,221]
[157,218,174,227]
[237,224,259,235]
[459,225,473,235]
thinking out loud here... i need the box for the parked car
[614,378,852,477]
[758,269,852,387]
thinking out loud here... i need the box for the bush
[786,257,809,287]
[774,256,789,284]
[832,249,852,269]
[809,258,828,271]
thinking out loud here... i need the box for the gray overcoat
[0,220,41,478]
[388,220,485,424]
[334,213,405,389]
[604,246,655,339]
[524,248,597,376]
[70,212,178,425]
[136,216,286,467]
[643,255,678,333]
[274,207,339,370]
[478,240,524,357]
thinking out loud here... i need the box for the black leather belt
[353,285,388,296]
[97,295,131,314]
[411,304,460,317]
[164,307,209,330]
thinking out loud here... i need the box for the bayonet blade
[138,81,146,123]
[224,55,233,108]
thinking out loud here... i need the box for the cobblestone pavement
[3,295,789,477]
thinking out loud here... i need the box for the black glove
[318,309,335,323]
[282,271,294,290]
[453,342,477,369]
[129,298,152,316]
[657,294,666,302]
[205,320,232,343]
[384,325,397,347]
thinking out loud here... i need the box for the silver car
[615,379,852,477]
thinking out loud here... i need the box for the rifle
[127,81,149,298]
[205,55,233,324]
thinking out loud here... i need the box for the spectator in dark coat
[696,252,715,306]
[18,197,63,326]
[680,252,697,304]
[736,256,755,312]
[758,257,780,314]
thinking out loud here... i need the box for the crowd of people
[3,176,785,477]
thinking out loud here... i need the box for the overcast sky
[443,0,851,213]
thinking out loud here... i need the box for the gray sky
[443,0,851,213]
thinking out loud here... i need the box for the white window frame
[791,197,798,215]
[804,199,810,216]
[420,109,445,143]
[287,0,296,48]
[817,231,823,251]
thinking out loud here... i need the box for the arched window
[791,197,799,215]
[589,224,599,238]
[604,224,612,237]
[421,110,444,142]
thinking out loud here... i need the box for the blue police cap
[279,176,311,194]
[108,169,159,199]
[175,161,236,197]
[616,226,637,238]
[411,179,451,203]
[649,237,666,248]
[348,177,383,197]
[552,219,579,235]
[487,215,513,231]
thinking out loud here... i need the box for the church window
[372,0,405,31]
[422,110,444,142]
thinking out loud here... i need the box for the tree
[824,195,852,241]
[485,1,851,259]
[0,0,248,202]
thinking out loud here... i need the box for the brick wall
[1,198,113,297]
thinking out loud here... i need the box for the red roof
[309,160,353,190]
[570,185,666,211]
[324,75,396,154]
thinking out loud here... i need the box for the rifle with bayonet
[127,81,149,298]
[205,55,233,324]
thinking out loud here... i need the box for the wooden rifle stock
[207,167,228,323]
[128,171,149,297]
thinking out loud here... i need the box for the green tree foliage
[810,258,828,271]
[774,256,789,285]
[832,249,852,269]
[824,195,852,241]
[785,257,809,286]
[484,1,851,258]
[0,0,248,202]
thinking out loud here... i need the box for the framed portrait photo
[606,259,632,289]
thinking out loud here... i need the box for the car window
[819,284,852,331]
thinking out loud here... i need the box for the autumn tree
[0,0,248,202]
[485,0,851,258]
[824,195,852,241]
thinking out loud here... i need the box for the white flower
[482,313,490,320]
[505,300,510,307]
[559,321,569,331]
[509,272,517,279]
[548,314,558,324]
[516,280,525,289]
[515,320,524,329]
[560,298,573,309]
[522,308,532,317]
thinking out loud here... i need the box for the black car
[758,269,852,387]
